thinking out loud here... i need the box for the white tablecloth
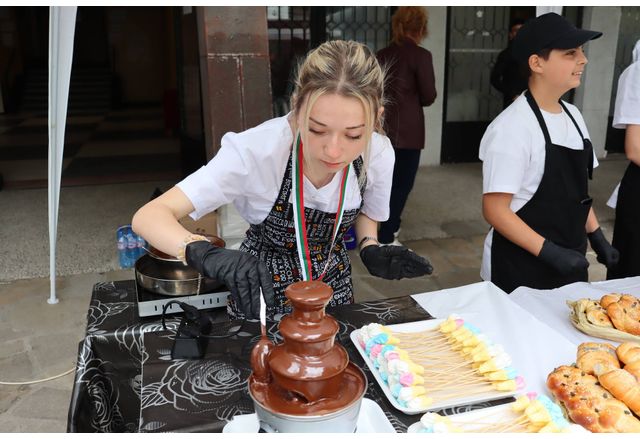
[411,282,579,398]
[509,276,640,345]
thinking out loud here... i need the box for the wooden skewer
[427,380,494,393]
[420,369,477,380]
[494,414,530,433]
[413,357,475,370]
[398,340,452,351]
[430,384,505,401]
[403,340,457,349]
[411,352,460,359]
[393,326,442,336]
[425,411,531,434]
[423,373,489,385]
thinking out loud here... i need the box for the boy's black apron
[609,161,640,279]
[491,90,594,294]
[233,153,365,318]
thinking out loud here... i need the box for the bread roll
[584,299,614,328]
[617,342,640,365]
[577,342,620,375]
[601,293,622,309]
[605,294,640,336]
[547,365,640,432]
[596,368,640,417]
[624,361,640,381]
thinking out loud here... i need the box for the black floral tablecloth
[67,280,513,433]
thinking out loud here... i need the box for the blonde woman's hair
[391,7,429,44]
[290,40,386,190]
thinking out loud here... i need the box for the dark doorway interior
[441,6,535,163]
[0,6,188,189]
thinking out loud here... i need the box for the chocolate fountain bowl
[248,363,368,433]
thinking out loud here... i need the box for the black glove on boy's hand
[587,227,620,269]
[186,241,274,319]
[360,245,433,280]
[537,239,589,277]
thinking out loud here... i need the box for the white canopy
[48,6,77,304]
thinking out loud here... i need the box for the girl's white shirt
[177,115,395,225]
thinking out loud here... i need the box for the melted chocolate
[250,363,365,416]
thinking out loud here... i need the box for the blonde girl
[133,40,432,319]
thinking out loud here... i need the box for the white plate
[406,403,590,433]
[350,318,518,415]
[222,398,396,433]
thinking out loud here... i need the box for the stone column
[196,6,272,246]
[573,6,621,159]
[197,6,272,158]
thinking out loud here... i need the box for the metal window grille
[325,7,391,53]
[446,7,510,122]
[267,6,311,116]
[266,6,392,116]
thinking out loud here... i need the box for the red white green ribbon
[291,132,350,281]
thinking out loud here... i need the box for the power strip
[138,291,230,317]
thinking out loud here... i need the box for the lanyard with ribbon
[291,133,350,281]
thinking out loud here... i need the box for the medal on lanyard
[291,132,350,281]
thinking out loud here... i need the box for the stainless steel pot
[134,254,223,296]
[248,365,367,433]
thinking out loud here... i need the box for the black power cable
[160,300,247,359]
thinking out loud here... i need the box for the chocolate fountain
[249,280,367,433]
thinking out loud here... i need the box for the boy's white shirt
[479,92,599,281]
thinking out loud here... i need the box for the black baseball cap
[512,13,603,63]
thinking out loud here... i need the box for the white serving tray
[407,402,590,433]
[350,318,518,415]
[222,398,396,433]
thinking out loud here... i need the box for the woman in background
[376,6,437,246]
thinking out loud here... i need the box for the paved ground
[0,155,627,432]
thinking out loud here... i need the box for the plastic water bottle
[136,234,146,260]
[125,229,137,267]
[344,226,357,251]
[116,226,129,268]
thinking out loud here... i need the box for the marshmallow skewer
[442,413,530,433]
[416,394,573,433]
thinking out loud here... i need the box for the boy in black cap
[478,13,619,293]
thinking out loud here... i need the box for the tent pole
[48,6,77,304]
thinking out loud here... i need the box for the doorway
[441,6,535,163]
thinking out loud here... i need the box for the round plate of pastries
[568,293,640,343]
[547,341,640,433]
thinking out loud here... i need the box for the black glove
[588,227,620,269]
[537,239,589,277]
[186,241,274,319]
[360,245,433,280]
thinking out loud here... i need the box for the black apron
[491,90,594,293]
[608,161,640,279]
[231,152,365,319]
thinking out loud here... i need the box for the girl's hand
[360,245,433,280]
[186,241,275,319]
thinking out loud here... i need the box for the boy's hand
[537,239,589,276]
[587,227,619,269]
